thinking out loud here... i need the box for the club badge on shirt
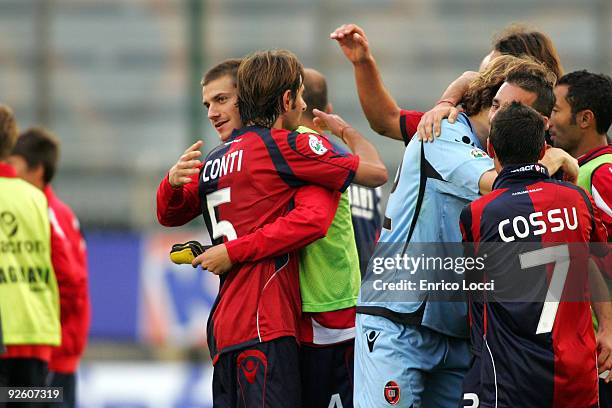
[470,148,488,159]
[308,135,328,156]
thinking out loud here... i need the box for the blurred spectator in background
[9,127,90,408]
[0,105,61,401]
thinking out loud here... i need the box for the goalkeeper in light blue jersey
[332,23,577,408]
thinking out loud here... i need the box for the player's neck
[572,131,608,159]
[469,111,490,148]
[271,116,284,130]
[300,118,323,134]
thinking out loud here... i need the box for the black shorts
[43,371,76,408]
[600,378,612,408]
[460,354,481,408]
[213,336,300,408]
[300,340,354,408]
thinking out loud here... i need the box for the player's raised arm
[313,109,388,187]
[331,24,403,141]
[417,71,477,142]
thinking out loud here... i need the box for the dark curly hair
[557,70,612,134]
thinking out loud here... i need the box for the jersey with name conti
[197,126,358,362]
[460,164,608,408]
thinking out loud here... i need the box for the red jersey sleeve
[49,208,80,295]
[399,110,424,146]
[591,163,612,238]
[156,170,201,227]
[49,208,84,358]
[271,129,359,193]
[225,185,340,263]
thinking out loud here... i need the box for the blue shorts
[354,313,470,408]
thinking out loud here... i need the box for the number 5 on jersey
[206,187,237,241]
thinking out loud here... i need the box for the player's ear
[541,116,550,131]
[282,90,292,113]
[486,138,495,159]
[325,102,333,114]
[32,163,45,186]
[577,109,594,129]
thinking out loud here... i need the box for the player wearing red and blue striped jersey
[159,51,387,407]
[460,102,608,408]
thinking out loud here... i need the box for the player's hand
[597,325,612,382]
[540,147,579,184]
[330,24,372,64]
[192,244,232,275]
[168,140,203,188]
[312,109,351,142]
[417,104,461,142]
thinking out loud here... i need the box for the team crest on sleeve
[308,134,328,155]
[470,148,488,159]
[384,381,401,405]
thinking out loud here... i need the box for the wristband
[339,125,352,143]
[436,99,456,107]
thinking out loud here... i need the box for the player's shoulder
[543,178,594,208]
[6,177,47,204]
[438,113,473,141]
[592,161,612,185]
[50,195,77,221]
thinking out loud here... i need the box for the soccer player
[8,128,90,408]
[157,59,241,227]
[332,24,578,407]
[418,24,564,141]
[549,70,612,405]
[158,50,387,406]
[460,101,609,407]
[302,68,382,277]
[550,71,612,238]
[0,105,61,395]
[293,67,364,408]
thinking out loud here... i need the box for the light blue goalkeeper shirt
[357,113,494,338]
